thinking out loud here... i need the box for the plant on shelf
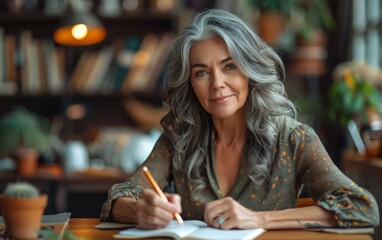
[0,182,48,239]
[291,0,335,42]
[247,0,294,16]
[328,61,382,128]
[246,0,295,45]
[287,0,335,76]
[0,107,51,176]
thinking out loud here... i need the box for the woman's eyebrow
[219,56,232,64]
[190,63,206,69]
[191,56,232,69]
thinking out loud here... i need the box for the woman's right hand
[135,189,182,229]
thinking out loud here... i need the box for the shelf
[0,12,175,37]
[0,6,174,140]
[0,91,164,103]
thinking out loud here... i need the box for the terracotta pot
[256,11,285,46]
[15,148,39,177]
[287,29,328,76]
[0,194,47,239]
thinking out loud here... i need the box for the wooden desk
[68,218,373,240]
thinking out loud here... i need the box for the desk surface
[68,218,373,240]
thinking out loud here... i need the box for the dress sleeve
[100,134,173,221]
[292,124,379,227]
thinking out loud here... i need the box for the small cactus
[3,182,40,198]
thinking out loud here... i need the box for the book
[112,36,142,92]
[95,221,136,229]
[0,212,71,237]
[114,220,265,240]
[5,34,17,83]
[132,33,173,92]
[19,30,33,94]
[121,34,159,93]
[83,46,115,94]
[0,27,5,84]
[70,50,92,92]
[42,39,64,95]
[37,40,48,94]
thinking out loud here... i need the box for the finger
[216,212,232,229]
[136,209,171,229]
[217,201,251,229]
[136,202,173,228]
[144,189,179,214]
[136,190,175,227]
[141,199,175,220]
[165,193,182,213]
[204,200,226,226]
[205,198,238,228]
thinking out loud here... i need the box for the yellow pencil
[142,166,184,225]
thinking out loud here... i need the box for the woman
[100,9,379,230]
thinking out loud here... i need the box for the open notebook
[114,220,265,240]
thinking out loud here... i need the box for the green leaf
[352,93,365,114]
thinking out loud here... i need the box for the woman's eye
[195,71,207,77]
[225,63,237,70]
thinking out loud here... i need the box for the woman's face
[189,37,249,120]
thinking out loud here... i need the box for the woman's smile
[210,95,234,103]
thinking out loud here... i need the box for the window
[352,0,381,67]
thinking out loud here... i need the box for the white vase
[64,141,89,173]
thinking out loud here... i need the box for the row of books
[70,33,174,94]
[0,28,174,95]
[0,0,177,16]
[0,28,65,95]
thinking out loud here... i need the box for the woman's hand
[136,189,182,229]
[204,197,266,229]
[204,197,338,230]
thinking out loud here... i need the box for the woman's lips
[210,95,232,103]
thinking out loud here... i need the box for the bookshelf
[0,5,177,141]
[0,1,177,217]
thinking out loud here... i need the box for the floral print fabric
[100,121,379,227]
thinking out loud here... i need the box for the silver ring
[216,216,224,225]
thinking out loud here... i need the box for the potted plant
[0,107,51,176]
[292,0,335,42]
[328,61,382,128]
[0,182,48,239]
[247,0,294,46]
[287,0,335,76]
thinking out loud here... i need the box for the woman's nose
[211,70,226,89]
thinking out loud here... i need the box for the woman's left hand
[204,197,266,229]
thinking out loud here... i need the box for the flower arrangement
[328,61,382,127]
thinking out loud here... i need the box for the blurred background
[0,0,380,236]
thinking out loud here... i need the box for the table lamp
[53,1,106,46]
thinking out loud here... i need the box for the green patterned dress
[100,121,379,228]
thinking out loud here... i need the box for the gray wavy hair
[161,9,297,189]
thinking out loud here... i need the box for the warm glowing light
[66,104,87,120]
[156,0,173,11]
[71,24,88,40]
[134,51,150,66]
